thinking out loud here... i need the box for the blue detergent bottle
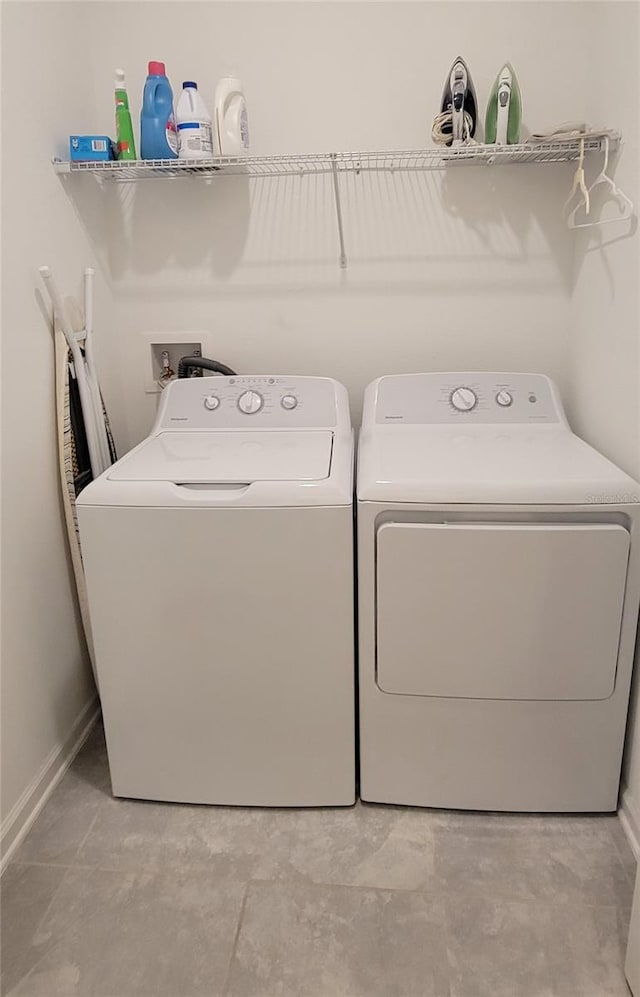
[140,61,178,160]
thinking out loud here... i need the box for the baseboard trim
[1,698,99,875]
[620,786,640,860]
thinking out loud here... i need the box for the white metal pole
[83,268,94,339]
[82,268,111,469]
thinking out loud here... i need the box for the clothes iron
[485,63,522,144]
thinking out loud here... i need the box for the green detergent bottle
[115,69,137,160]
[485,63,522,144]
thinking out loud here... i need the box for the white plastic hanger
[567,136,634,229]
[563,138,590,222]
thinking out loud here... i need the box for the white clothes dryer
[357,372,640,811]
[78,376,355,807]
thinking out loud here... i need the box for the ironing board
[55,321,116,690]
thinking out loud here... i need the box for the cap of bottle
[148,61,166,76]
[183,81,198,89]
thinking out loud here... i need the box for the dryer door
[376,522,629,700]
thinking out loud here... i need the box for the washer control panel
[159,376,340,429]
[375,373,562,425]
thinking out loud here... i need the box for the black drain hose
[178,356,237,378]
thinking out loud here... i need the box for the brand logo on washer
[585,493,640,504]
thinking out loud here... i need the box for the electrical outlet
[147,340,202,394]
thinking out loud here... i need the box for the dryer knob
[281,395,298,410]
[495,390,513,407]
[450,387,477,412]
[238,390,264,414]
[203,394,220,411]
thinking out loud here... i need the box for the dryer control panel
[374,372,564,425]
[155,375,344,430]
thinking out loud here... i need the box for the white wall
[70,0,594,450]
[569,2,639,477]
[568,1,640,849]
[0,1,121,862]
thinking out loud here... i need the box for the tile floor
[1,720,636,997]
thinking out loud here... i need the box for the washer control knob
[450,387,478,412]
[281,395,298,410]
[495,390,513,408]
[203,394,220,411]
[237,390,264,414]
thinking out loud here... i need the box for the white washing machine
[357,372,640,812]
[78,375,355,807]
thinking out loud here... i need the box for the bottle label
[240,107,250,150]
[178,120,213,155]
[166,113,178,154]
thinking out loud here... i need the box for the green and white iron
[485,63,522,144]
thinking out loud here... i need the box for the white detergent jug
[176,81,213,160]
[214,76,250,157]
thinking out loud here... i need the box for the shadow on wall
[117,176,251,280]
[58,164,577,294]
[570,153,638,301]
[59,174,251,282]
[439,166,574,291]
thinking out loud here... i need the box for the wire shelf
[52,135,620,181]
[52,133,622,269]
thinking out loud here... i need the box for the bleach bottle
[140,61,178,160]
[176,82,213,160]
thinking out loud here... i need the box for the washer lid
[108,431,333,483]
[357,427,640,504]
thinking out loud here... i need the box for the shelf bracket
[330,154,348,269]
